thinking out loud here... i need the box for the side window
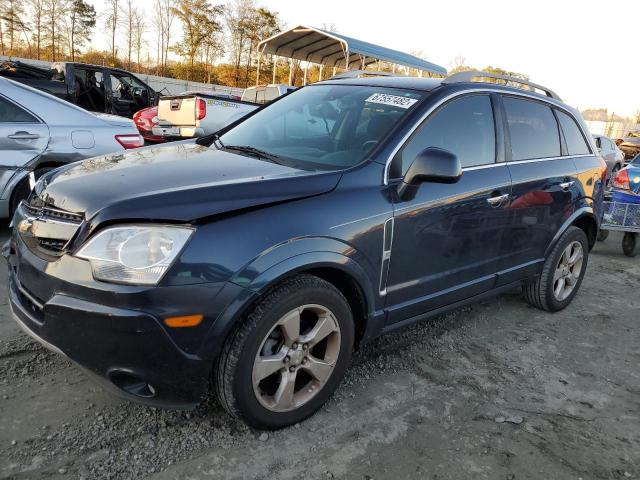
[397,94,495,174]
[264,87,279,102]
[556,110,591,156]
[242,88,257,103]
[0,97,38,123]
[594,136,602,149]
[503,96,560,160]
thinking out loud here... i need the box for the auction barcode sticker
[365,93,418,109]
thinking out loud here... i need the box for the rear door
[384,93,513,324]
[73,67,108,112]
[0,95,50,168]
[497,95,579,284]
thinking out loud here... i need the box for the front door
[384,94,512,325]
[107,71,153,118]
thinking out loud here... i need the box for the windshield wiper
[223,145,283,164]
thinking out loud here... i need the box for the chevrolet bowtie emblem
[17,218,34,234]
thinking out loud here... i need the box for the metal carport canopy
[257,25,447,76]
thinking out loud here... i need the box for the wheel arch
[245,252,378,350]
[546,208,598,258]
[201,250,380,363]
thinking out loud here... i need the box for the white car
[0,77,143,217]
[593,134,625,184]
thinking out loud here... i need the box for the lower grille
[36,238,68,253]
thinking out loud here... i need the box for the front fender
[197,248,380,361]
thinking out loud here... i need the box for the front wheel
[215,274,354,429]
[523,226,589,312]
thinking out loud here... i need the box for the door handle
[486,193,510,206]
[559,181,575,191]
[8,131,40,140]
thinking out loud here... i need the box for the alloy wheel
[553,240,584,301]
[252,304,341,412]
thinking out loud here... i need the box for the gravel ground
[0,227,639,480]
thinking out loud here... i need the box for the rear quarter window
[503,96,560,161]
[557,110,591,156]
[0,96,38,123]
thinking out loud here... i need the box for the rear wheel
[622,232,638,257]
[523,226,589,312]
[215,274,354,429]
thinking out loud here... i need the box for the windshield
[631,153,640,165]
[219,84,423,170]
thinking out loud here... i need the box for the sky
[87,0,640,117]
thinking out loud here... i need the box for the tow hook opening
[109,370,156,398]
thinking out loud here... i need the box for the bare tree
[122,0,135,69]
[29,0,45,59]
[152,0,173,76]
[132,8,145,71]
[43,0,67,60]
[104,0,120,63]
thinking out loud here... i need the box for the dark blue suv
[5,71,607,428]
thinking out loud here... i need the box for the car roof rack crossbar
[328,70,399,80]
[442,70,561,101]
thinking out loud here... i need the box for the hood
[93,112,136,128]
[35,142,341,224]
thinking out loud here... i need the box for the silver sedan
[593,134,625,184]
[0,77,143,217]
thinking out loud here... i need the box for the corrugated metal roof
[258,26,447,76]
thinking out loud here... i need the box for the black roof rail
[442,70,561,101]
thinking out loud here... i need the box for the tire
[523,226,589,312]
[622,232,638,257]
[597,229,610,242]
[215,274,354,429]
[9,166,56,217]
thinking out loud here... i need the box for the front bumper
[4,229,244,408]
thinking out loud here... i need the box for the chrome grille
[19,201,84,257]
[23,203,84,224]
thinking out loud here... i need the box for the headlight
[76,225,194,285]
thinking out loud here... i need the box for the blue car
[600,154,640,256]
[612,153,640,203]
[5,70,607,428]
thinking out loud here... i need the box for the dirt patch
[1,229,638,480]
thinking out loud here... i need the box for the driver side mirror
[397,147,462,200]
